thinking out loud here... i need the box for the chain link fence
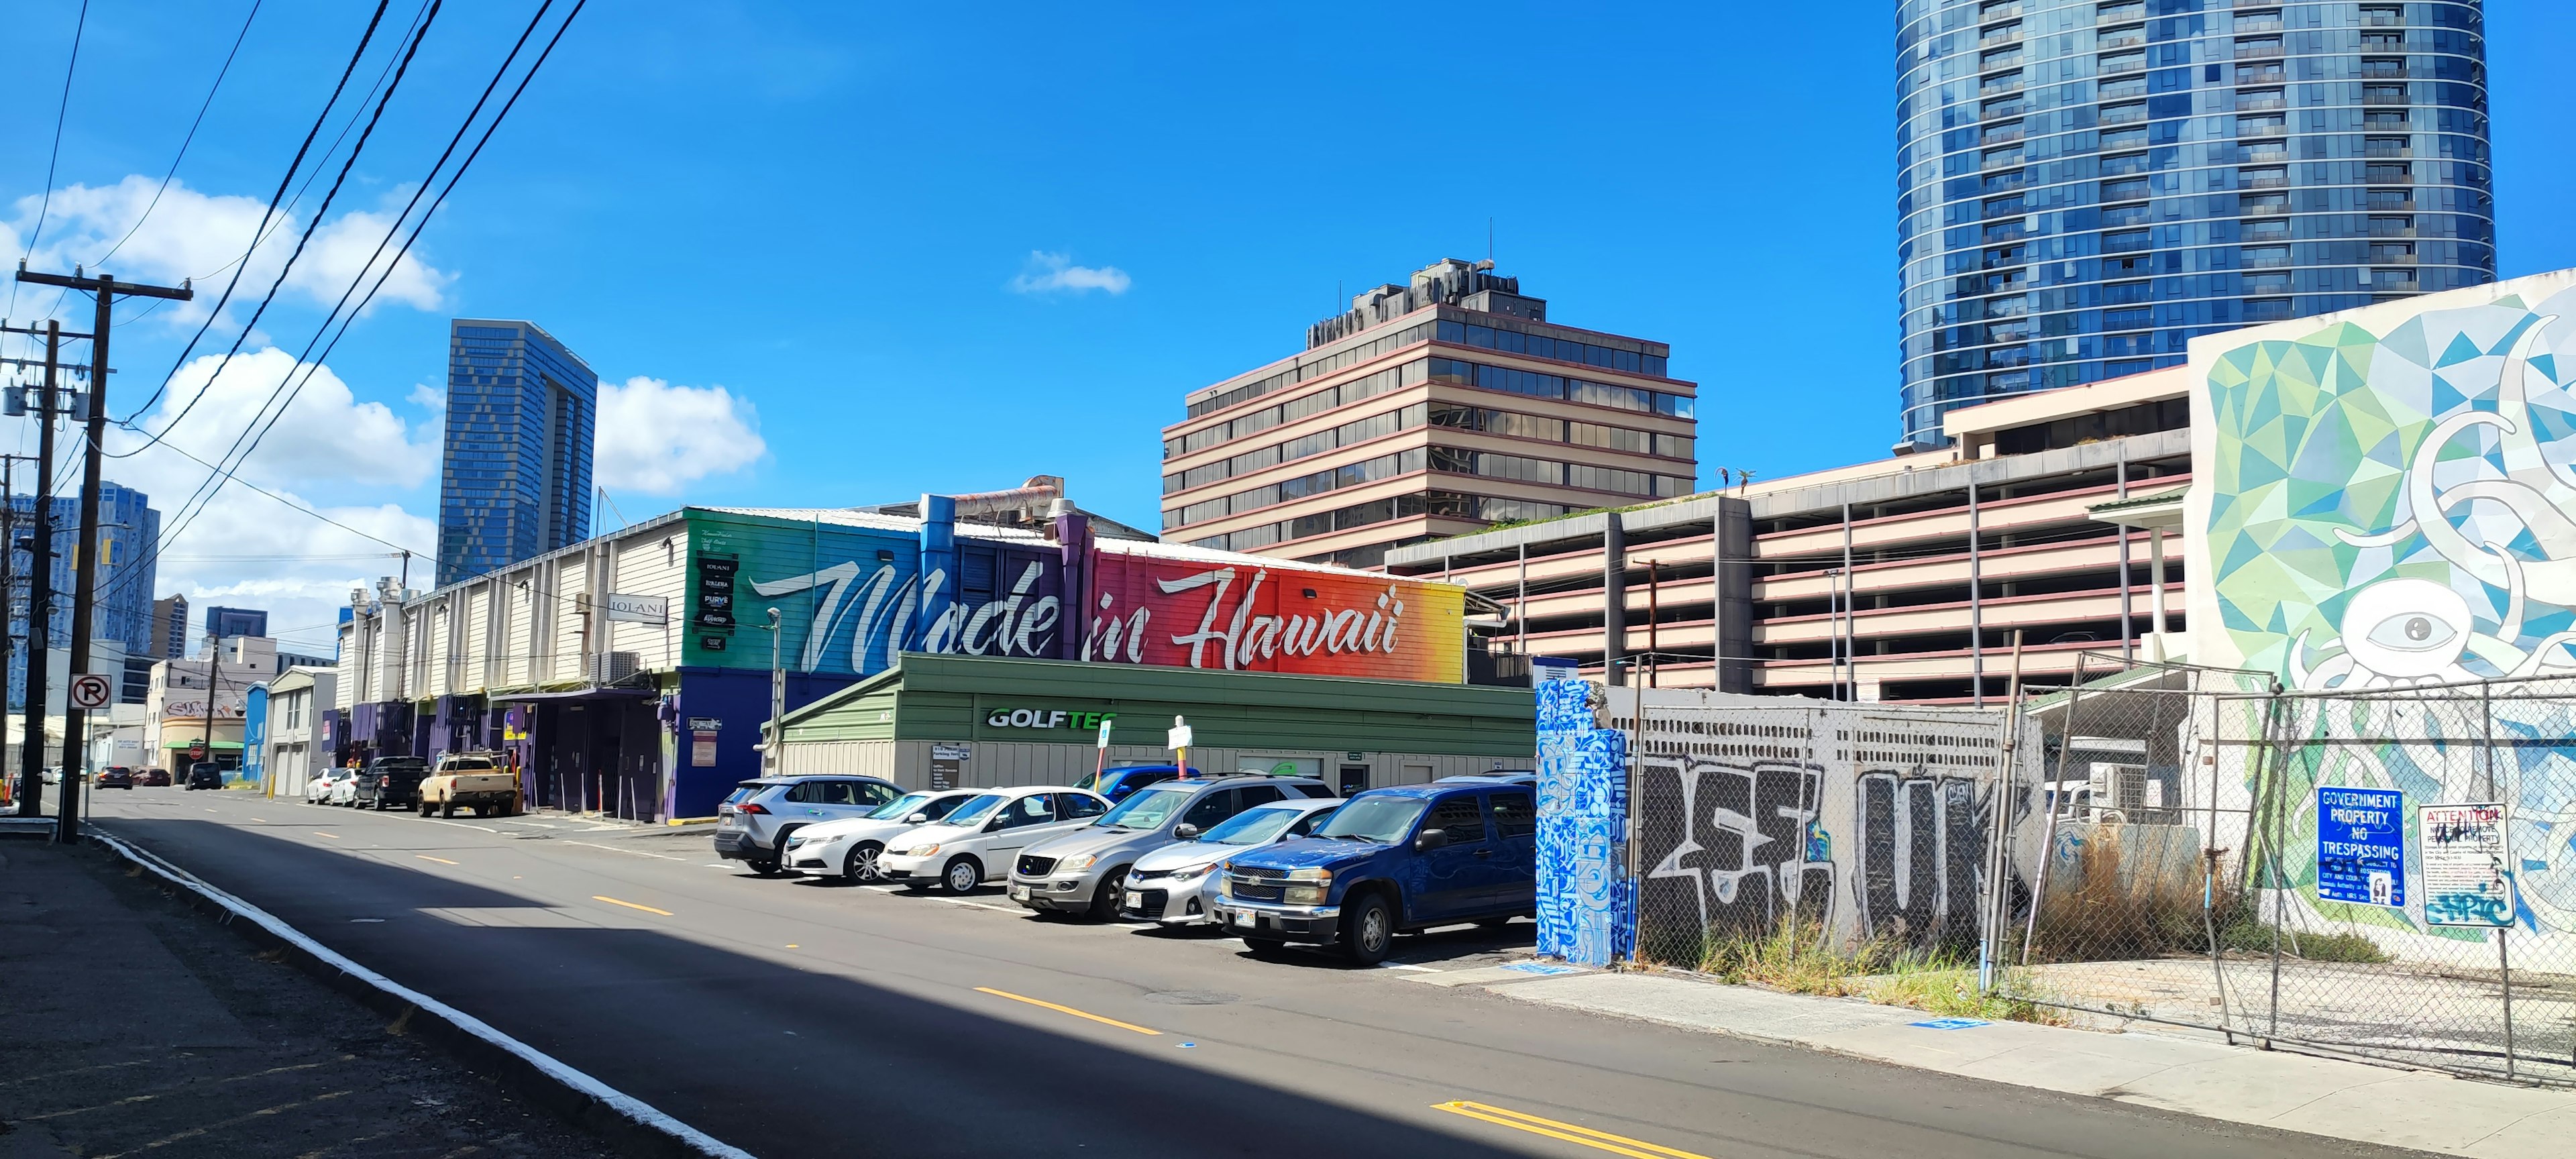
[1994,659,2576,1085]
[1607,688,2033,975]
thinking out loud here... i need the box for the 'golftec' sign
[985,708,1115,731]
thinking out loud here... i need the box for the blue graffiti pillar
[1536,679,1633,966]
[916,494,958,653]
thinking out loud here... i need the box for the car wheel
[844,842,884,883]
[1340,892,1395,965]
[440,800,456,819]
[941,856,982,894]
[1244,937,1294,960]
[1086,866,1131,921]
[419,800,434,817]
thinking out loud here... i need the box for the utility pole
[17,266,193,842]
[0,455,16,810]
[2,321,78,818]
[199,642,224,777]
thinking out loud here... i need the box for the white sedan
[877,786,1109,894]
[305,768,358,805]
[781,788,986,881]
[1118,797,1342,925]
[326,769,364,806]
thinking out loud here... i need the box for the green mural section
[2203,284,2576,685]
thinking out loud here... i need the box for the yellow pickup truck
[416,753,522,818]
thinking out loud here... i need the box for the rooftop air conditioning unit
[588,651,640,685]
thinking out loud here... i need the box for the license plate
[1124,891,1144,908]
[1233,912,1254,928]
[1009,885,1029,901]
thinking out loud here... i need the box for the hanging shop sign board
[605,593,669,625]
[2420,802,2514,928]
[2315,786,2405,908]
[694,555,739,628]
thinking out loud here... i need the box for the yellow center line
[1430,1101,1712,1159]
[312,832,341,840]
[592,895,674,916]
[416,855,458,866]
[973,987,1161,1036]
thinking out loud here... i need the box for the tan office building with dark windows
[1161,258,1699,570]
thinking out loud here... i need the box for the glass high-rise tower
[1896,0,2492,447]
[435,319,596,586]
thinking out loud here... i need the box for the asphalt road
[86,788,2421,1159]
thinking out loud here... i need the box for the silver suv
[1007,775,1332,919]
[714,775,906,874]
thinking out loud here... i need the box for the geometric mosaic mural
[2197,276,2576,685]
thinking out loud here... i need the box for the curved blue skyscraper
[436,319,596,586]
[1896,0,2492,447]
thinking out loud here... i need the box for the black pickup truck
[352,756,429,812]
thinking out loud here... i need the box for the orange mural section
[1081,549,1467,683]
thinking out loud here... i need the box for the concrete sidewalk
[0,836,616,1158]
[1455,967,2575,1158]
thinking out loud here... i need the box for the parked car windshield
[440,757,494,770]
[1098,785,1191,830]
[942,793,1007,826]
[1203,804,1312,845]
[1316,797,1428,844]
[869,791,934,820]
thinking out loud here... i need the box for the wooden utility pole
[1,322,77,818]
[16,267,193,842]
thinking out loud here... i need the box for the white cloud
[0,176,451,330]
[594,376,765,496]
[1008,250,1130,296]
[62,347,444,652]
[118,349,438,492]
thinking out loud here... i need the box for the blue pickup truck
[1210,780,1536,964]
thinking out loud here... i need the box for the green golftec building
[770,653,1534,796]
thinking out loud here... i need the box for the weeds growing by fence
[1693,918,2068,1026]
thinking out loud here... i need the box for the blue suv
[1211,781,1535,964]
[1075,765,1197,804]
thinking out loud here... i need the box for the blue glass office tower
[436,320,596,586]
[1896,0,2492,446]
[7,482,158,709]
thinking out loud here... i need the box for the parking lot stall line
[1431,1101,1712,1159]
[973,987,1162,1036]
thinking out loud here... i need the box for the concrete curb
[85,827,757,1159]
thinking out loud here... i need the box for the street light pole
[764,607,782,776]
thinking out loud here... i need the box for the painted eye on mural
[2365,612,2457,653]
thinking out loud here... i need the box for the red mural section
[1081,545,1467,683]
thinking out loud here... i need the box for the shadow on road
[85,817,1552,1159]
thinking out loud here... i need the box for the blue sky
[4,1,2572,649]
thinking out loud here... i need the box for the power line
[89,1,264,270]
[5,0,88,321]
[97,0,588,615]
[137,1,449,549]
[109,0,395,427]
[155,0,578,558]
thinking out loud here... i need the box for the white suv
[877,787,1109,893]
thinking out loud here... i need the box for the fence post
[2483,681,2515,1079]
[1979,631,2027,993]
[2263,679,2288,1044]
[2021,651,2087,966]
